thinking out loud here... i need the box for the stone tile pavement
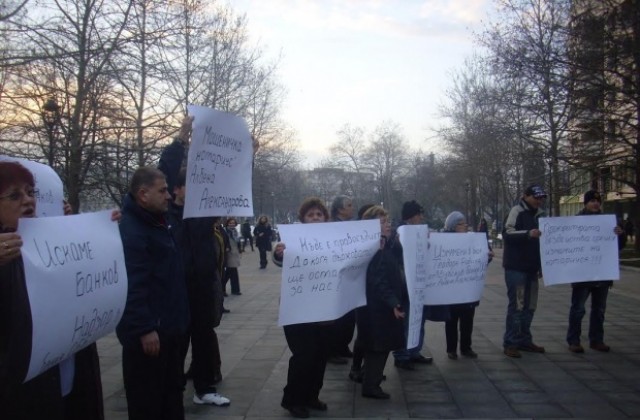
[100,248,640,419]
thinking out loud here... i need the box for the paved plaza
[100,249,640,419]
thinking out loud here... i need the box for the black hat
[402,200,423,221]
[524,184,547,198]
[584,190,602,205]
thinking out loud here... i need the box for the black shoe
[328,356,348,365]
[411,354,433,364]
[306,399,328,411]
[232,292,242,295]
[222,308,230,313]
[461,349,478,358]
[281,403,310,418]
[348,369,363,383]
[362,388,390,399]
[394,360,415,370]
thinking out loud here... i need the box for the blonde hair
[362,205,388,220]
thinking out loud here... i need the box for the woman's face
[0,182,36,229]
[302,207,326,223]
[454,220,468,233]
[379,215,392,237]
[259,216,267,224]
[227,219,237,228]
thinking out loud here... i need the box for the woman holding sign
[359,205,408,400]
[280,197,331,419]
[442,211,493,360]
[0,161,104,420]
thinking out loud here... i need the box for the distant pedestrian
[241,219,254,251]
[254,216,273,269]
[502,184,546,358]
[223,218,242,296]
[624,217,634,243]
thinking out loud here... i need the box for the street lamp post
[271,191,275,225]
[42,98,60,167]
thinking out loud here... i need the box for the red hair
[0,161,35,195]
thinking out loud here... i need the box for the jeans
[503,270,539,348]
[566,283,609,345]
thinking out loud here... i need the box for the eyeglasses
[0,187,37,201]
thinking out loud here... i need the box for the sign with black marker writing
[399,227,488,349]
[0,155,64,217]
[539,215,619,285]
[17,210,127,382]
[184,105,254,218]
[277,220,380,326]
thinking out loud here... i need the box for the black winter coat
[116,194,189,345]
[361,246,407,352]
[253,223,272,249]
[166,202,224,329]
[0,246,104,419]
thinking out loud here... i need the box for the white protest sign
[0,155,64,217]
[184,105,254,218]
[278,220,381,326]
[397,225,430,349]
[539,215,620,285]
[17,210,127,382]
[400,229,488,347]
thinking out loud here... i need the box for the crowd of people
[0,113,629,419]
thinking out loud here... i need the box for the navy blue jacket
[116,194,189,346]
[502,199,545,273]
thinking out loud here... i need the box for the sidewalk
[100,249,640,419]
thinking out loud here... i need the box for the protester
[163,168,229,407]
[0,161,105,420]
[241,219,254,251]
[360,205,408,399]
[116,166,191,420]
[348,203,375,383]
[443,211,494,360]
[502,184,546,358]
[327,195,356,365]
[254,215,273,269]
[280,197,332,419]
[224,218,243,295]
[392,200,434,370]
[567,190,624,353]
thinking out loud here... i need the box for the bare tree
[480,0,574,215]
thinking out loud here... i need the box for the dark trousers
[330,310,355,357]
[122,334,185,420]
[243,235,253,251]
[223,267,240,294]
[258,246,268,268]
[445,305,475,353]
[182,324,221,395]
[282,323,329,406]
[362,351,389,394]
[567,284,609,345]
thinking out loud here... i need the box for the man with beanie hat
[566,190,624,353]
[391,200,434,370]
[502,184,547,358]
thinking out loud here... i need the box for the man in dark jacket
[159,118,229,407]
[241,220,253,251]
[502,184,546,358]
[567,190,624,353]
[117,167,190,420]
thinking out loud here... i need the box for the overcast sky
[231,0,496,166]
